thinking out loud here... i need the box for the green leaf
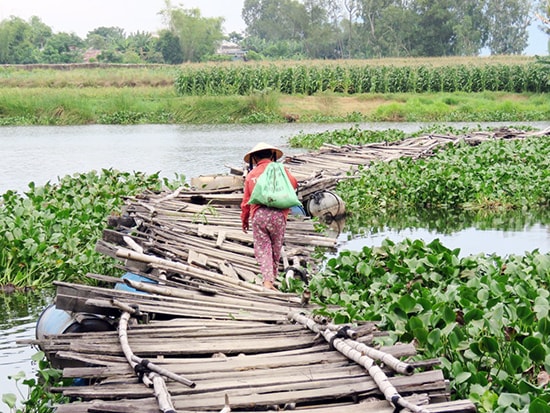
[455,371,472,384]
[529,344,546,363]
[534,296,550,319]
[529,397,550,413]
[464,308,484,323]
[9,371,26,381]
[31,351,45,362]
[2,393,17,408]
[497,392,529,409]
[523,336,541,350]
[480,336,499,353]
[413,327,429,344]
[538,317,550,336]
[427,328,441,346]
[442,305,456,324]
[409,316,424,330]
[469,342,483,357]
[398,295,417,313]
[508,354,525,372]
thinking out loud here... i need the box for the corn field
[175,63,550,95]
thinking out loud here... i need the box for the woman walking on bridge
[240,142,298,291]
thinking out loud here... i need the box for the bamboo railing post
[288,311,429,413]
[119,311,198,413]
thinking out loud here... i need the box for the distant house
[83,49,101,63]
[216,41,246,60]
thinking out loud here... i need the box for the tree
[451,0,488,56]
[535,0,550,53]
[408,0,458,56]
[127,31,156,61]
[85,26,127,54]
[0,16,40,64]
[162,3,224,62]
[156,29,183,64]
[354,1,418,57]
[227,31,244,44]
[40,32,84,63]
[485,0,531,54]
[28,16,53,50]
[342,0,361,58]
[243,0,309,42]
[242,0,341,58]
[355,0,396,57]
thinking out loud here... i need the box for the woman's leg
[251,207,286,288]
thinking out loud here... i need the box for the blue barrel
[290,204,307,216]
[114,272,157,293]
[36,305,114,341]
[35,304,78,340]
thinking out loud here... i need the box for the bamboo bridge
[27,128,548,413]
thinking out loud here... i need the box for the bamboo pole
[115,248,266,293]
[122,278,298,314]
[119,311,198,412]
[288,311,429,413]
[130,354,195,388]
[320,322,413,374]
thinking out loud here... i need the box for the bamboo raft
[28,128,548,413]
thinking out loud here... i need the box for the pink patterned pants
[251,207,287,283]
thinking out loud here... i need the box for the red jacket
[240,159,298,229]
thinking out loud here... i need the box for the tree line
[0,0,548,65]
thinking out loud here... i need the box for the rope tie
[329,325,351,349]
[130,304,142,317]
[133,358,152,382]
[391,394,404,412]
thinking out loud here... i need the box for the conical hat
[243,142,283,163]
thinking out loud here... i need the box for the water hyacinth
[337,135,550,213]
[0,169,186,288]
[297,238,550,412]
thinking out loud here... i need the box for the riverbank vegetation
[0,57,549,125]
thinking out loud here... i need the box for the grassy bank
[0,87,548,125]
[0,57,548,125]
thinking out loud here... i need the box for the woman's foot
[263,280,278,291]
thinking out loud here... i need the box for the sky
[0,0,547,55]
[0,0,247,35]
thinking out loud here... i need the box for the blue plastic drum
[35,304,114,341]
[114,272,157,294]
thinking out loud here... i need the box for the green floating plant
[0,169,187,288]
[286,237,550,412]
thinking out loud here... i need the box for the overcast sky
[0,0,246,35]
[0,0,547,55]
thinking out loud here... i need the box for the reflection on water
[338,223,550,257]
[335,208,550,257]
[0,290,53,403]
[1,122,549,195]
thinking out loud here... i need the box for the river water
[1,121,549,406]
